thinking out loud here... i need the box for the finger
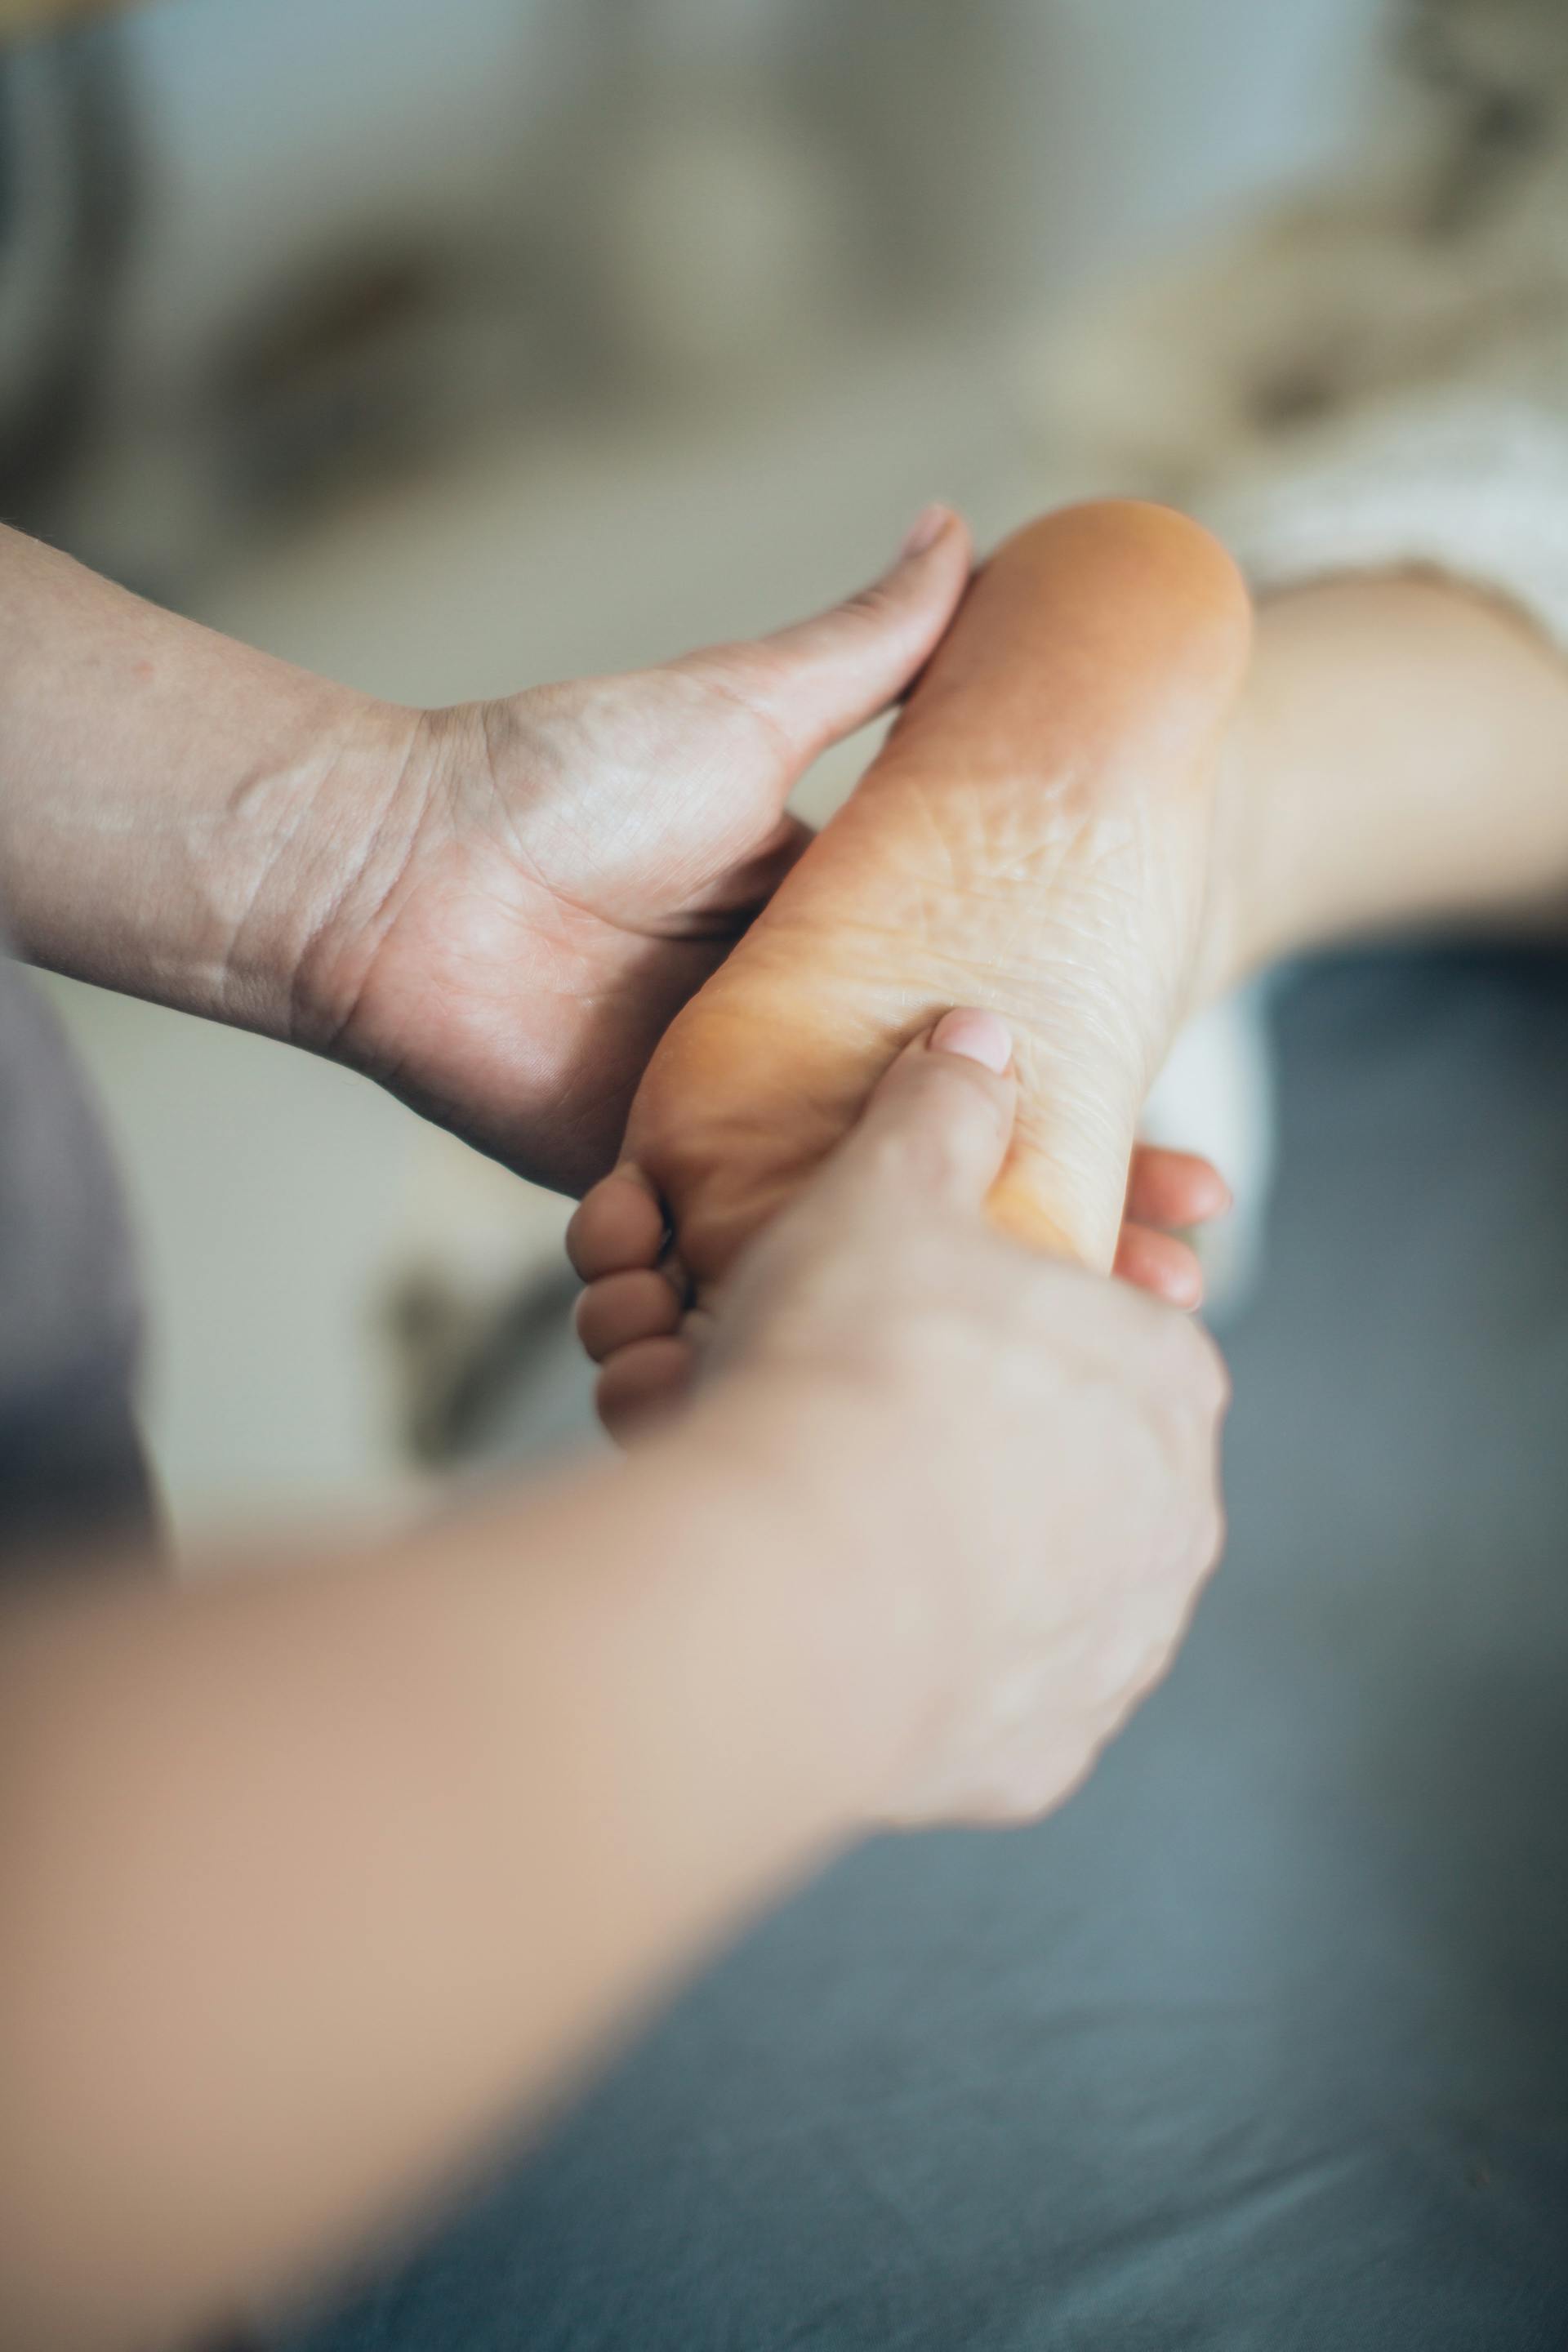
[679,506,973,768]
[1125,1147,1232,1232]
[1114,1222,1205,1310]
[832,1008,1017,1214]
[566,1167,666,1282]
[576,1267,684,1364]
[597,1336,695,1446]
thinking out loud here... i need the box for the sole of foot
[571,499,1252,1432]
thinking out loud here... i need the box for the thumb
[833,1009,1018,1216]
[682,506,972,768]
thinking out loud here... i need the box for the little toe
[576,1268,684,1364]
[566,1166,668,1281]
[1115,1223,1205,1310]
[597,1336,696,1445]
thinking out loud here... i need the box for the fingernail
[929,1007,1012,1074]
[897,503,951,562]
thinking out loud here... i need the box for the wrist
[265,696,444,1051]
[655,1366,950,1832]
[0,519,433,1039]
[189,688,429,1045]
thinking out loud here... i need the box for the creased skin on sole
[621,500,1253,1289]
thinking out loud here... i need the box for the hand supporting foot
[569,1128,1232,1442]
[568,501,1252,1437]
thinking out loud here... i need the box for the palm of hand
[323,662,810,1196]
[304,510,971,1192]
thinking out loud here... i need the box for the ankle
[1191,697,1269,1010]
[1192,595,1334,1008]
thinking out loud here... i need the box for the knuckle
[836,581,898,630]
[868,1065,1004,1188]
[958,1764,1060,1829]
[977,1726,1103,1827]
[674,650,795,763]
[1008,1248,1088,1328]
[879,1116,952,1190]
[1160,1492,1224,1596]
[907,1047,1005,1120]
[1152,1307,1229,1409]
[1191,1324,1232,1413]
[841,1125,906,1192]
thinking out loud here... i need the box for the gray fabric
[279,950,1568,2351]
[0,947,152,1566]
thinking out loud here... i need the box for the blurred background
[1,0,1396,1539]
[13,18,1568,2337]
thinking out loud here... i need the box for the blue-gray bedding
[278,951,1568,2351]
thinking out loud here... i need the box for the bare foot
[572,1134,1232,1441]
[570,501,1251,1432]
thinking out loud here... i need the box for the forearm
[0,1379,915,2350]
[0,523,416,1035]
[1209,573,1568,994]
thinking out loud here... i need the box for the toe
[597,1337,696,1445]
[576,1268,684,1364]
[1115,1223,1205,1310]
[1125,1147,1231,1232]
[566,1166,667,1281]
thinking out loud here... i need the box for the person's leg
[1206,574,1568,997]
[1150,570,1568,1312]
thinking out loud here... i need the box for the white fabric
[1203,393,1568,654]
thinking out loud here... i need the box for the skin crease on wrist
[8,519,1568,1200]
[285,568,1568,1183]
[5,514,1566,2341]
[0,512,980,1196]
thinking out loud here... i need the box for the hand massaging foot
[569,500,1252,1430]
